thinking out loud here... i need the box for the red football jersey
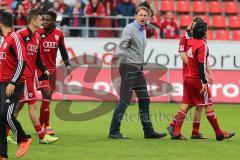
[0,31,26,83]
[17,28,41,77]
[38,27,69,70]
[179,31,192,76]
[184,38,209,79]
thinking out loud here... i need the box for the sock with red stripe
[206,111,222,136]
[34,125,45,140]
[40,100,50,128]
[173,109,187,135]
[192,121,200,135]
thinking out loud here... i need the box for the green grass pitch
[8,101,240,160]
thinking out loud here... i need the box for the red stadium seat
[232,30,240,40]
[225,2,238,15]
[212,16,226,28]
[208,1,222,14]
[176,1,190,13]
[160,0,174,12]
[207,30,214,40]
[229,16,240,29]
[193,1,207,14]
[180,15,193,28]
[216,30,230,40]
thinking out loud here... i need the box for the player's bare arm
[206,60,213,84]
[180,52,188,64]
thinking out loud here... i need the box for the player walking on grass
[171,21,235,141]
[0,10,31,159]
[13,9,58,144]
[109,6,167,139]
[37,11,71,135]
[167,17,208,140]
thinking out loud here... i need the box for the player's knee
[204,105,214,113]
[29,103,37,110]
[196,106,203,112]
[181,103,190,111]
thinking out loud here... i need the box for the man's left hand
[6,83,15,97]
[67,66,73,75]
[208,75,214,85]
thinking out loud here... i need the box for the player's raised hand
[200,83,208,95]
[6,83,15,97]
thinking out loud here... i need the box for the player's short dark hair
[0,10,14,28]
[135,6,150,16]
[193,17,204,23]
[193,22,208,39]
[45,10,57,21]
[26,9,42,24]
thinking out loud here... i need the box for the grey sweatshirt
[116,21,147,66]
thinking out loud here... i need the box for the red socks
[39,100,50,128]
[173,109,186,135]
[192,121,200,135]
[206,111,222,136]
[34,125,45,140]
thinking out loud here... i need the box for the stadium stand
[193,1,207,14]
[1,0,240,40]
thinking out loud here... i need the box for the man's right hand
[200,83,208,95]
[111,55,119,65]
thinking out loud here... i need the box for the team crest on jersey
[3,43,8,49]
[55,35,59,41]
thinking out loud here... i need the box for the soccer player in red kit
[171,22,235,141]
[0,10,31,159]
[14,9,58,144]
[167,17,209,139]
[37,11,71,135]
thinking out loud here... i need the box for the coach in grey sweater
[109,6,167,139]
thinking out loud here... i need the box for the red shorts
[182,78,212,107]
[19,76,37,105]
[36,69,57,93]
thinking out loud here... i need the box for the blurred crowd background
[0,0,240,40]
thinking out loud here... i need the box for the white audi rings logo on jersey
[43,42,58,48]
[0,52,6,59]
[27,44,38,52]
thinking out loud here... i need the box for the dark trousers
[0,82,28,158]
[109,63,154,135]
